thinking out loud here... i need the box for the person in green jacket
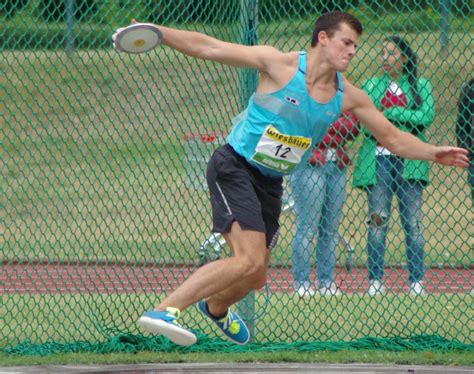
[353,36,434,296]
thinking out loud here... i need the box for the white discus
[112,23,163,54]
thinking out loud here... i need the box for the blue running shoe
[138,307,197,346]
[197,300,250,345]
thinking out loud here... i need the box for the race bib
[251,125,311,173]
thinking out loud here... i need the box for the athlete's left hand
[434,146,469,167]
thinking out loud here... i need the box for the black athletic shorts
[206,144,283,249]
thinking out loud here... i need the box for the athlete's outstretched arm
[345,84,468,167]
[162,26,282,70]
[126,20,284,73]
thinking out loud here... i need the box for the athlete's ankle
[205,301,227,319]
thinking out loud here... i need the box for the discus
[112,23,163,54]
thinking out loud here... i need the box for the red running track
[1,261,472,295]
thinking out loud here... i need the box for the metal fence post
[238,0,258,341]
[66,0,75,56]
[440,0,450,55]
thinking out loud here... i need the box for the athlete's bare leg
[156,222,268,312]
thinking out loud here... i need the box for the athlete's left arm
[343,83,468,167]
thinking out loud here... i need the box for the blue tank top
[228,52,343,178]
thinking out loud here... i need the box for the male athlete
[116,11,468,346]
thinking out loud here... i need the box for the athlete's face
[323,23,359,72]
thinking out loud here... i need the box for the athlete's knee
[249,265,267,289]
[246,269,267,290]
[236,256,267,288]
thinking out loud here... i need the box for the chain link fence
[1,0,472,354]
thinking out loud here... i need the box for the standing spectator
[456,78,473,201]
[290,112,359,297]
[353,36,435,296]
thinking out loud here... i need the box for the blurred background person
[353,36,434,296]
[290,112,359,297]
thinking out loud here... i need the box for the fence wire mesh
[1,0,473,354]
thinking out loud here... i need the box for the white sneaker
[408,281,425,296]
[294,285,315,297]
[367,280,385,296]
[317,283,342,296]
[138,307,197,346]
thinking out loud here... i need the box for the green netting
[3,334,473,356]
[1,0,473,355]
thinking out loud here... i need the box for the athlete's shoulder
[341,79,362,95]
[258,48,298,71]
[257,50,300,92]
[341,80,372,111]
[279,50,300,65]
